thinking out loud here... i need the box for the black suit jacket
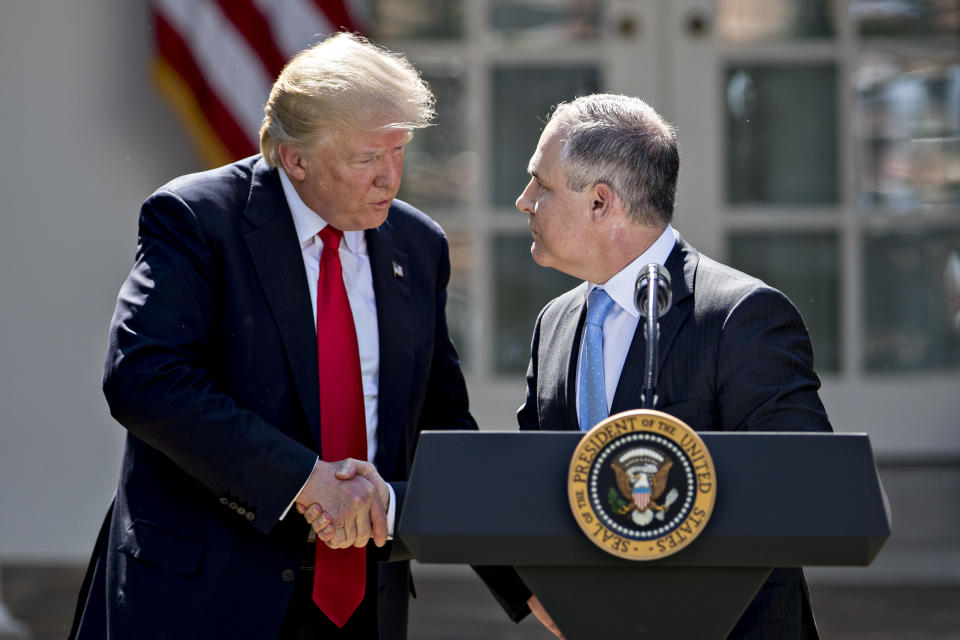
[71,156,477,640]
[487,233,828,638]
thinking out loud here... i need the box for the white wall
[0,0,202,560]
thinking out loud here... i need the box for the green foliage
[608,487,627,512]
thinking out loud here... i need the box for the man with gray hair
[70,33,476,640]
[480,93,831,638]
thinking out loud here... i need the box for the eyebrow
[530,170,549,188]
[351,144,403,159]
[352,137,411,157]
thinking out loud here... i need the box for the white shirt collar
[591,225,676,318]
[278,168,367,256]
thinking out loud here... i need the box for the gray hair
[259,32,435,167]
[550,94,679,227]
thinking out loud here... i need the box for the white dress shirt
[576,225,677,417]
[278,169,395,532]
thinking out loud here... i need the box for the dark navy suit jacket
[485,233,828,638]
[71,155,477,640]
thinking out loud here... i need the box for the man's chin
[530,245,551,268]
[341,207,391,231]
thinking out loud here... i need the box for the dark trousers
[727,568,820,640]
[277,545,380,640]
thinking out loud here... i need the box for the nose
[516,179,535,215]
[375,153,403,190]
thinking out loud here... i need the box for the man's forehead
[527,152,546,177]
[526,150,541,175]
[332,126,412,151]
[528,124,566,175]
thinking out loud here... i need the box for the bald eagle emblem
[610,447,679,526]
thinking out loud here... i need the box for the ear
[589,182,618,222]
[277,142,306,181]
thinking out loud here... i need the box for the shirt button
[281,569,296,583]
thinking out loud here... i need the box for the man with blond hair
[70,33,476,640]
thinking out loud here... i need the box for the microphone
[634,264,672,409]
[634,263,672,320]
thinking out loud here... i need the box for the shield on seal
[633,483,651,510]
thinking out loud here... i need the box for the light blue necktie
[579,287,615,431]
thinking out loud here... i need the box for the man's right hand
[528,595,566,639]
[294,459,389,549]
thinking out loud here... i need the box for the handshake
[294,458,390,549]
[293,458,565,639]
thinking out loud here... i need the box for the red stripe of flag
[214,0,288,77]
[154,10,257,160]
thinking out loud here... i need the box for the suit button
[281,569,296,583]
[245,512,256,521]
[229,501,238,510]
[219,497,229,505]
[237,507,246,516]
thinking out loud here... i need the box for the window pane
[493,234,580,374]
[725,64,838,205]
[856,52,960,211]
[446,229,473,368]
[489,0,601,44]
[852,0,960,38]
[717,0,839,42]
[398,64,474,211]
[864,227,960,372]
[367,0,463,39]
[729,232,841,372]
[492,66,601,207]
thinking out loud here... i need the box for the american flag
[151,0,364,167]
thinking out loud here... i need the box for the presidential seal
[567,409,716,560]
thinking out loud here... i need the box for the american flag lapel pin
[392,261,404,278]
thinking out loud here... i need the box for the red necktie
[313,225,368,627]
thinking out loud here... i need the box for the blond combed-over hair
[259,32,435,166]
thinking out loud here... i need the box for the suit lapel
[241,159,322,448]
[655,234,697,379]
[557,287,588,431]
[611,235,697,413]
[366,217,414,479]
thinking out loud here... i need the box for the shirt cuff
[280,456,319,521]
[386,483,397,539]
